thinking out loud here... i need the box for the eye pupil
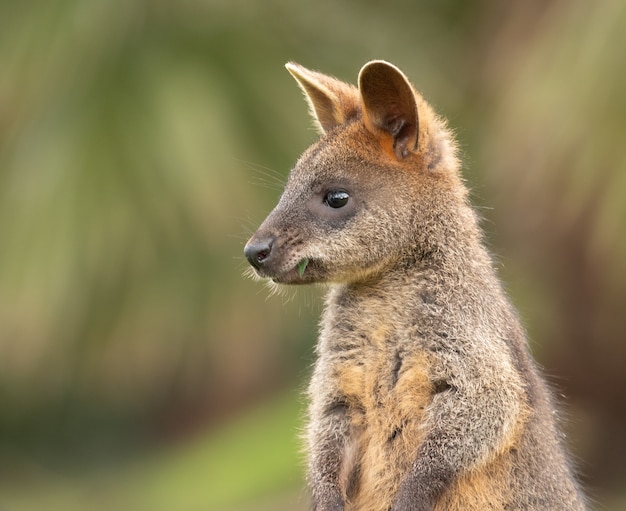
[325,190,349,208]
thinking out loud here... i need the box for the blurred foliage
[0,393,305,511]
[0,0,624,509]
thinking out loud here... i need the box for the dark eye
[324,190,350,208]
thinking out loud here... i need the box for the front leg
[306,358,355,511]
[307,402,351,511]
[392,347,528,511]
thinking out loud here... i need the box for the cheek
[328,216,392,262]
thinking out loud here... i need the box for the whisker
[236,159,287,191]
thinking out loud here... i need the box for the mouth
[271,257,317,284]
[248,256,318,285]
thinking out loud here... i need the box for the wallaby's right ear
[286,62,360,134]
[358,61,419,160]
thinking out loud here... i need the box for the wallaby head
[244,61,462,285]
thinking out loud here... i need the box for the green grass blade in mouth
[297,258,309,278]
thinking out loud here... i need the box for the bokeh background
[1,0,625,510]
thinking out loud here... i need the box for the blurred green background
[1,0,625,510]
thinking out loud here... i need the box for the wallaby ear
[286,62,360,134]
[358,61,419,159]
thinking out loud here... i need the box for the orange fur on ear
[358,61,419,160]
[286,62,361,134]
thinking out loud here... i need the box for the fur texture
[244,61,587,511]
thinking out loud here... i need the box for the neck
[325,202,511,337]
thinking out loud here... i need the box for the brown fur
[244,61,588,511]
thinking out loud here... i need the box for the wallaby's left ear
[286,62,360,135]
[358,61,419,160]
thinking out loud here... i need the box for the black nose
[244,237,274,269]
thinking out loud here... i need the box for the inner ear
[358,61,419,159]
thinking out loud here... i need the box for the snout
[244,227,313,284]
[244,236,275,270]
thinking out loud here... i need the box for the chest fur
[319,290,438,508]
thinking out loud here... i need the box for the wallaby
[244,61,588,511]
